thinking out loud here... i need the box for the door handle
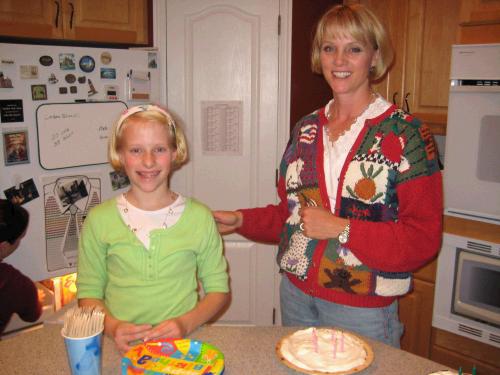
[404,92,411,113]
[392,91,398,105]
[69,2,74,29]
[54,1,60,28]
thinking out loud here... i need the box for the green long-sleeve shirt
[76,197,229,325]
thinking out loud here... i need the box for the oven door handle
[450,85,500,93]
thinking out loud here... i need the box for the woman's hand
[300,206,348,240]
[212,210,243,234]
[112,321,153,354]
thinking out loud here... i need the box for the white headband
[116,104,176,133]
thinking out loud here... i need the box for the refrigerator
[0,43,162,332]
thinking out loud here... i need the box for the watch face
[339,233,348,244]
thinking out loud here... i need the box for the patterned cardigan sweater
[238,104,443,308]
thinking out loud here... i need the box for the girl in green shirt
[77,105,229,353]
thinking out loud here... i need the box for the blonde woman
[214,4,442,347]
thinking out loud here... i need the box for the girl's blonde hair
[108,104,188,172]
[311,4,394,81]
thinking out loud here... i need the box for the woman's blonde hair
[311,4,394,81]
[108,104,188,172]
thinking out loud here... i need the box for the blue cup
[62,328,103,375]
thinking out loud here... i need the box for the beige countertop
[0,323,454,374]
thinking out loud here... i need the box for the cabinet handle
[69,2,74,29]
[404,92,411,113]
[392,91,398,105]
[54,1,60,28]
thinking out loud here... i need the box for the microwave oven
[444,44,500,224]
[433,233,500,348]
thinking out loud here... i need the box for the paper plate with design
[122,338,224,375]
[276,327,374,375]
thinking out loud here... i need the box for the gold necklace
[122,193,174,232]
[326,92,377,143]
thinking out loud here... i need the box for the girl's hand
[300,206,348,240]
[143,318,186,342]
[212,210,243,234]
[113,321,152,354]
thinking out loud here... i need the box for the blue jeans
[280,275,404,348]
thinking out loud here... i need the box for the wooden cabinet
[398,258,437,358]
[345,0,461,135]
[0,0,149,45]
[458,0,500,44]
[431,328,500,375]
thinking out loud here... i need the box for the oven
[432,43,500,349]
[433,233,500,348]
[443,43,500,224]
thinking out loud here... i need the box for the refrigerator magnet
[110,170,130,190]
[2,129,30,166]
[148,52,158,69]
[100,51,112,65]
[126,70,151,101]
[87,79,98,96]
[104,84,118,100]
[39,55,53,66]
[3,178,39,205]
[48,73,58,84]
[59,53,76,70]
[100,67,116,79]
[0,99,23,123]
[20,65,38,79]
[65,74,76,84]
[77,76,86,84]
[31,84,47,100]
[59,87,68,94]
[79,55,95,73]
[70,86,77,94]
[0,58,14,64]
[0,72,13,88]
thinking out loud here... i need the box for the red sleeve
[11,268,42,323]
[0,264,42,329]
[348,172,443,272]
[236,174,289,244]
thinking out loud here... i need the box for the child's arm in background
[79,297,152,353]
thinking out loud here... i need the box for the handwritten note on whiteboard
[36,101,127,170]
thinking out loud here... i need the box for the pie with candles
[276,327,374,375]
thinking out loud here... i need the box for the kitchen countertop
[0,323,454,374]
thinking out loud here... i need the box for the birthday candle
[458,367,463,375]
[340,331,344,352]
[332,331,337,359]
[312,328,318,353]
[472,365,477,375]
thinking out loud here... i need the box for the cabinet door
[351,0,408,105]
[459,0,500,23]
[61,0,148,44]
[0,0,62,39]
[458,0,500,44]
[404,0,459,122]
[431,328,500,375]
[399,278,435,357]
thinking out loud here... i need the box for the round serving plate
[276,328,374,375]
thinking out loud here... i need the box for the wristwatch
[338,222,350,244]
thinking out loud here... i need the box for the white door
[166,0,285,325]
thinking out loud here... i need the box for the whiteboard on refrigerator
[36,101,127,170]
